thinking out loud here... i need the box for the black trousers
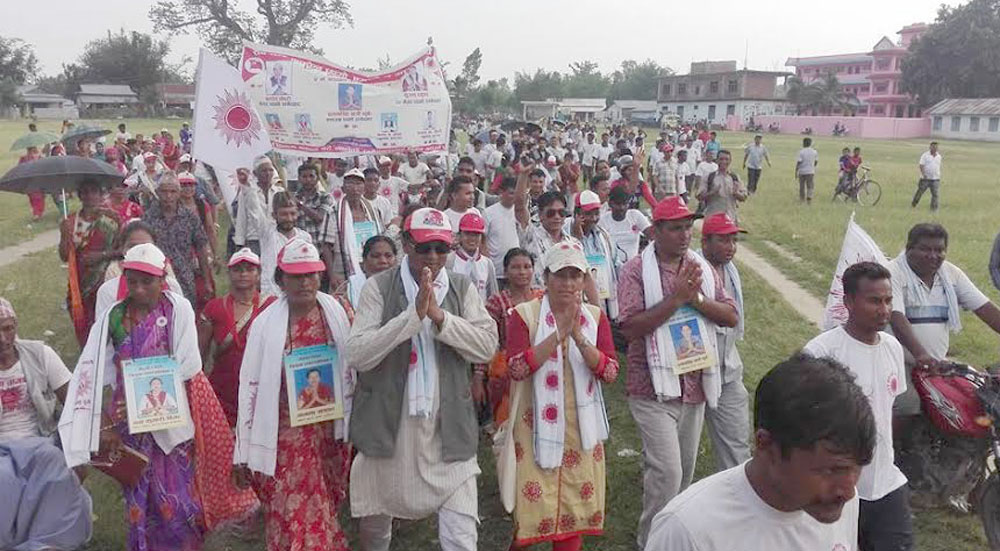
[859,485,914,551]
[747,168,762,193]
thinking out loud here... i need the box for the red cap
[575,190,601,212]
[458,212,486,234]
[403,207,454,244]
[652,196,698,222]
[661,144,674,153]
[276,239,326,274]
[701,212,746,235]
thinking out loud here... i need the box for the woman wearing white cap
[501,241,619,551]
[336,167,384,278]
[59,243,258,551]
[198,248,276,427]
[96,220,182,318]
[235,239,355,551]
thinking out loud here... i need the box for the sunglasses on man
[544,209,569,219]
[414,242,451,255]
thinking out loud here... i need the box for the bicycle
[832,165,882,206]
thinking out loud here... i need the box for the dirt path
[0,229,59,269]
[738,243,826,327]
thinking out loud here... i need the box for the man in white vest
[617,197,739,549]
[699,212,751,471]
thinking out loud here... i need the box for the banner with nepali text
[239,43,451,158]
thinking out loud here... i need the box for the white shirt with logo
[0,359,71,442]
[599,209,651,261]
[803,326,907,501]
[647,463,859,551]
[919,151,942,180]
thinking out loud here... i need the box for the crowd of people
[1,116,998,551]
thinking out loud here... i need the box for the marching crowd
[3,117,1000,551]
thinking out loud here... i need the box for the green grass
[0,118,184,249]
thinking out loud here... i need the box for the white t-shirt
[326,173,345,201]
[802,326,908,501]
[599,209,651,261]
[443,206,481,235]
[676,163,691,194]
[400,162,431,186]
[484,202,520,275]
[581,142,598,165]
[888,258,990,360]
[594,144,614,162]
[0,356,72,442]
[378,175,407,214]
[647,463,860,551]
[469,149,490,175]
[797,147,819,175]
[919,151,942,180]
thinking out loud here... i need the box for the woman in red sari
[198,248,275,427]
[58,179,121,346]
[484,247,545,425]
[234,239,354,551]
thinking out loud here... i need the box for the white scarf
[640,244,722,407]
[893,252,962,333]
[584,226,620,320]
[59,291,201,468]
[532,296,609,469]
[347,272,368,309]
[234,293,353,476]
[400,256,450,417]
[452,248,490,301]
[337,197,363,277]
[696,251,744,341]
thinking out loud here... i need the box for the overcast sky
[3,0,953,82]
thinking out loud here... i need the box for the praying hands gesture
[673,259,703,305]
[415,266,445,326]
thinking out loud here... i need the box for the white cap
[277,239,325,274]
[575,189,601,212]
[121,243,167,276]
[228,247,261,267]
[378,156,392,165]
[543,241,588,274]
[403,207,453,244]
[253,156,274,170]
[344,168,365,181]
[178,153,192,164]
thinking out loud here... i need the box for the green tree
[901,0,1000,106]
[0,36,39,110]
[450,48,483,111]
[63,30,186,107]
[150,0,353,62]
[466,78,517,115]
[513,69,564,102]
[564,61,610,98]
[609,59,671,100]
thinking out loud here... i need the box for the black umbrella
[0,156,124,195]
[500,120,526,132]
[60,125,112,145]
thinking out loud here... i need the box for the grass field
[0,121,995,549]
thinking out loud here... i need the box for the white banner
[192,48,272,171]
[239,43,451,158]
[822,213,889,330]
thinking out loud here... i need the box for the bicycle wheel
[856,180,882,206]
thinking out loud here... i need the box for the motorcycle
[894,362,1000,549]
[832,126,849,137]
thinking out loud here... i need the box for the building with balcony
[656,61,791,125]
[785,23,927,118]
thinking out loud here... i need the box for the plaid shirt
[295,189,334,243]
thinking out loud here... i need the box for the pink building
[785,23,927,118]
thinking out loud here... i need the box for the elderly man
[697,150,748,222]
[346,208,498,551]
[234,157,286,255]
[699,213,751,471]
[617,197,739,550]
[0,298,93,550]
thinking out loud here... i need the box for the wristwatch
[693,291,705,306]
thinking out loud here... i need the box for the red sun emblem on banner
[212,89,263,147]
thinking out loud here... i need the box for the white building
[605,100,660,123]
[927,98,1000,142]
[521,98,606,121]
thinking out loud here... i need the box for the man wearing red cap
[446,212,498,301]
[699,213,751,471]
[347,208,498,551]
[617,197,739,550]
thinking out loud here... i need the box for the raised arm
[514,160,532,230]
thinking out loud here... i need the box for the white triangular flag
[192,48,271,171]
[823,212,889,330]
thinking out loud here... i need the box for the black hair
[447,175,475,195]
[608,185,630,204]
[755,353,875,465]
[362,235,397,259]
[803,137,812,147]
[842,261,891,296]
[906,223,948,250]
[363,167,379,178]
[458,156,475,167]
[150,377,163,385]
[118,220,157,249]
[853,147,861,152]
[498,177,517,191]
[537,190,566,211]
[306,368,321,377]
[298,163,319,176]
[272,191,295,212]
[503,247,535,270]
[717,149,732,158]
[589,173,609,189]
[528,168,546,180]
